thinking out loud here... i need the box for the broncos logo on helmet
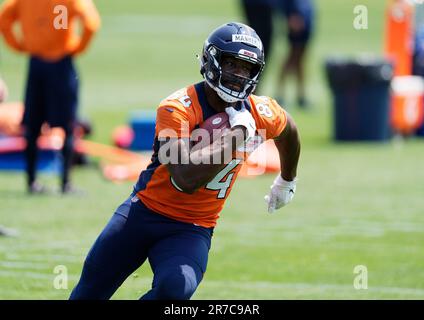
[200,22,265,103]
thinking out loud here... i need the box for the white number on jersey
[205,159,242,199]
[178,95,192,108]
[167,89,192,108]
[256,103,273,118]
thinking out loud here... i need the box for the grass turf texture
[1,0,423,299]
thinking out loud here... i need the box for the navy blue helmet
[200,22,265,103]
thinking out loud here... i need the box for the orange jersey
[135,82,287,228]
[0,0,100,61]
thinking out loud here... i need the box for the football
[192,112,231,148]
[200,112,230,132]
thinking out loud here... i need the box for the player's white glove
[225,106,256,141]
[264,175,297,213]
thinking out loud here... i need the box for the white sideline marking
[0,270,78,281]
[2,239,86,250]
[0,261,50,270]
[5,253,82,263]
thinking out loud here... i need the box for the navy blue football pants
[69,194,213,300]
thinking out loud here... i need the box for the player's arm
[71,0,101,56]
[0,0,25,52]
[161,127,246,194]
[264,110,301,213]
[273,112,300,181]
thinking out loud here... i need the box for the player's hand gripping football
[264,175,297,213]
[225,105,256,141]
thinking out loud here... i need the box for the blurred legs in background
[240,0,274,94]
[276,41,309,108]
[275,0,315,109]
[23,56,79,194]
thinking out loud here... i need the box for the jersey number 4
[206,159,241,199]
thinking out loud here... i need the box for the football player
[70,22,300,300]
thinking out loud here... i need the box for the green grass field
[1,0,424,299]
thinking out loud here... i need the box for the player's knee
[156,265,200,300]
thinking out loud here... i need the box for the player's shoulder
[248,94,287,119]
[248,94,288,140]
[159,85,194,113]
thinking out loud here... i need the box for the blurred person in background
[240,0,276,65]
[240,0,277,94]
[0,0,100,194]
[275,0,315,109]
